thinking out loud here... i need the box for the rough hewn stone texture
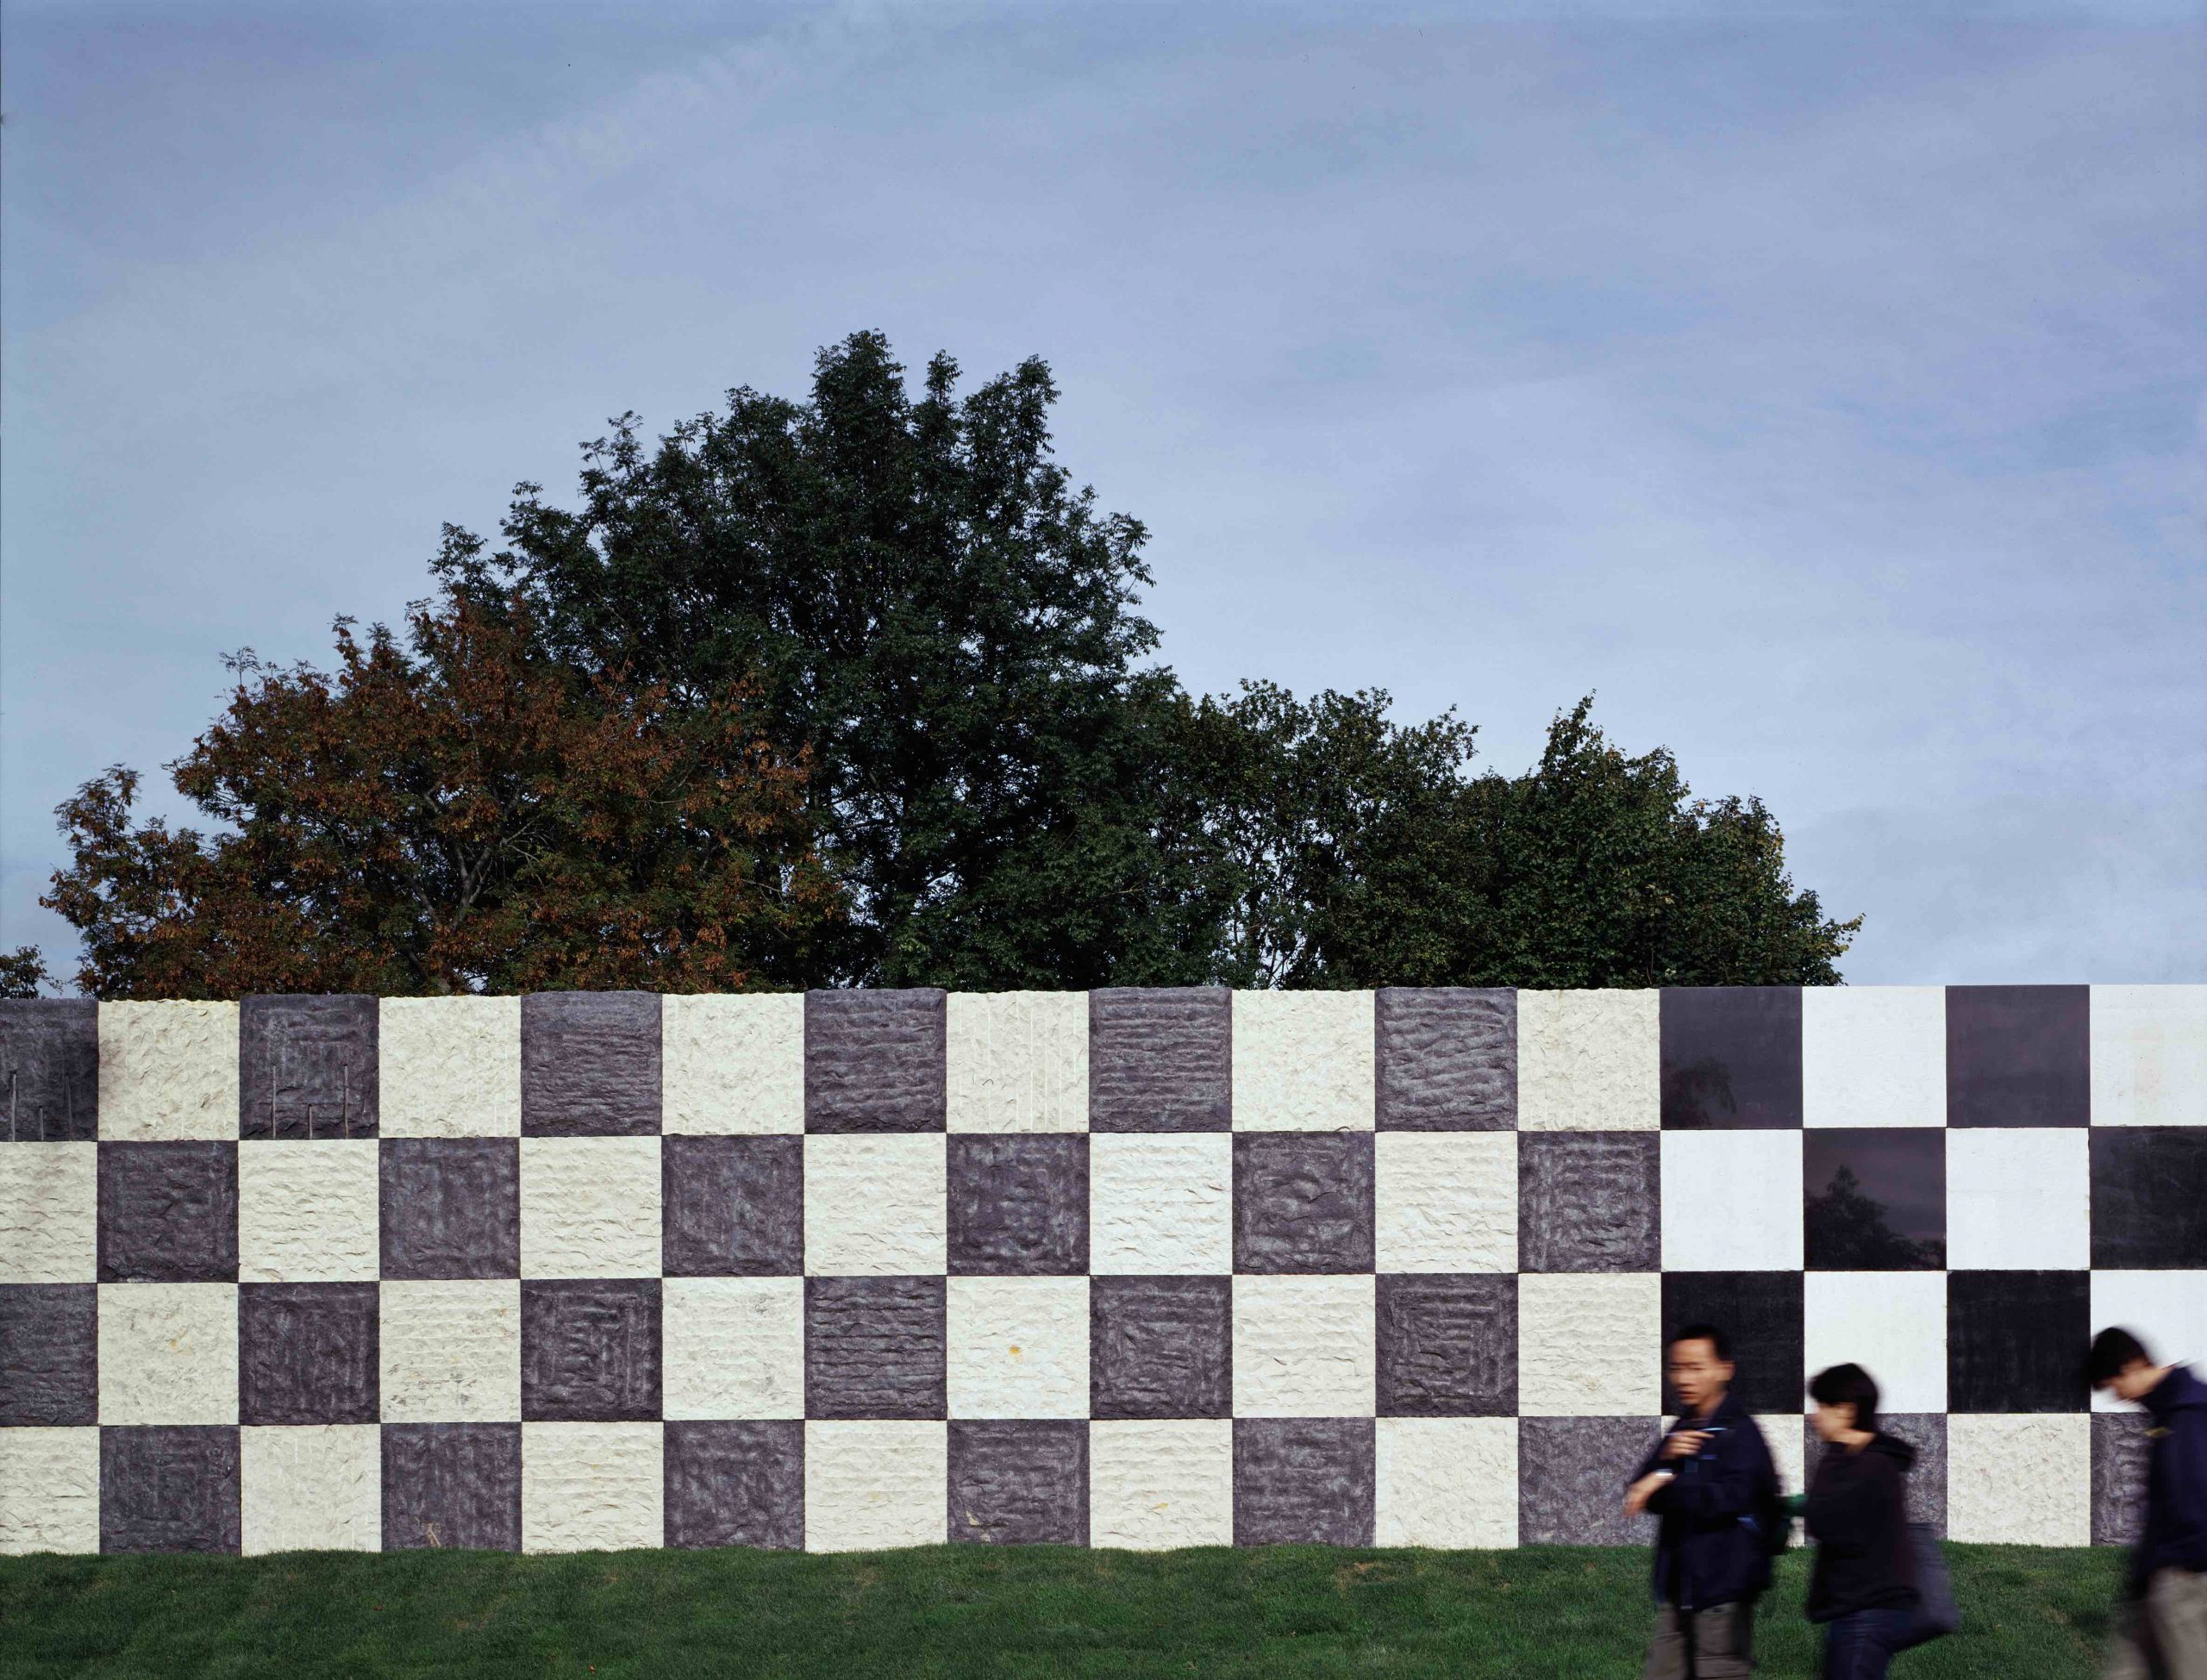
[98,1140,238,1283]
[378,997,520,1138]
[1947,1413,2089,1545]
[1806,1414,1948,1533]
[1517,1272,1661,1416]
[0,1143,96,1283]
[0,1000,97,1141]
[803,1134,945,1276]
[1233,1134,1374,1274]
[1375,1416,1517,1547]
[240,1424,379,1553]
[380,1139,519,1279]
[1088,1134,1231,1274]
[1519,1133,1659,1274]
[519,1137,661,1278]
[522,1279,661,1421]
[1375,989,1515,1131]
[1660,987,1802,1130]
[378,1278,522,1423]
[520,992,662,1138]
[1090,1276,1231,1420]
[1519,1416,1660,1545]
[1374,1133,1516,1273]
[662,993,804,1135]
[239,1281,378,1425]
[804,990,946,1134]
[946,1276,1088,1420]
[2091,984,2207,1127]
[662,1135,803,1277]
[1231,990,1375,1133]
[661,1276,803,1420]
[98,1282,238,1425]
[101,1425,241,1553]
[803,1420,947,1552]
[1088,1418,1233,1549]
[2091,1127,2207,1270]
[949,1420,1087,1544]
[947,993,1088,1134]
[804,1276,946,1421]
[0,1283,97,1425]
[1231,1274,1375,1417]
[1375,1273,1516,1418]
[97,1001,239,1141]
[521,1421,663,1552]
[947,1135,1087,1276]
[238,1138,378,1283]
[1948,984,2091,1129]
[666,1420,804,1549]
[1801,986,1945,1130]
[1087,990,1230,1134]
[0,1426,99,1554]
[239,995,378,1140]
[382,1422,522,1551]
[1517,990,1659,1132]
[2092,1411,2151,1546]
[1233,1417,1374,1546]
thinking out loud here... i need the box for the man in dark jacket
[1626,1323,1780,1678]
[2090,1326,2207,1679]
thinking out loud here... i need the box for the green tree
[0,947,50,999]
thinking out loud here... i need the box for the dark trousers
[1821,1608,1914,1680]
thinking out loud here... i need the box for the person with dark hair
[1804,1363,1918,1679]
[2089,1326,2207,1679]
[1625,1322,1782,1677]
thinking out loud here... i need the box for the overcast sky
[4,2,2201,987]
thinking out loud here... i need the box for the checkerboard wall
[3,984,2201,1555]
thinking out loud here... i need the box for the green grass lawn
[0,1543,2123,1679]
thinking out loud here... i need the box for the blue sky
[3,2,2202,985]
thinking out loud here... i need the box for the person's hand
[1660,1431,1707,1461]
[1624,1472,1672,1517]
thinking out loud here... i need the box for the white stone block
[1089,1419,1234,1549]
[239,1139,378,1283]
[0,1427,99,1555]
[98,1281,239,1424]
[1946,1130,2089,1271]
[803,1135,946,1276]
[518,1136,660,1278]
[1374,1417,1517,1548]
[378,996,520,1138]
[2091,1272,2207,1412]
[1803,987,1946,1128]
[1660,1131,1804,1271]
[1231,990,1375,1131]
[947,992,1088,1134]
[1232,1274,1374,1416]
[1948,1415,2089,1546]
[1803,1272,1945,1414]
[378,1278,521,1422]
[1374,1132,1516,1273]
[522,1421,663,1552]
[97,1001,239,1140]
[947,1276,1089,1420]
[662,993,803,1135]
[1088,1134,1232,1275]
[1518,1272,1661,1416]
[804,1421,947,1552]
[1757,1415,1810,1539]
[1517,990,1659,1131]
[661,1276,803,1420]
[2092,985,2207,1126]
[241,1424,380,1554]
[0,1142,96,1283]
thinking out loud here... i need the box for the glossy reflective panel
[1660,989,1802,1129]
[1946,985,2088,1128]
[1803,1128,1945,1270]
[1947,1270,2090,1413]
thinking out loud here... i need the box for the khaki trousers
[1642,1601,1755,1679]
[2103,1570,2207,1680]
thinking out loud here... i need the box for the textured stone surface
[662,1135,803,1276]
[518,1136,661,1277]
[804,1276,946,1421]
[1519,1133,1660,1274]
[1659,1272,1803,1415]
[2091,1411,2151,1546]
[0,1426,99,1554]
[665,1420,804,1549]
[378,1278,522,1422]
[1087,989,1231,1133]
[947,1135,1086,1276]
[1519,1416,1660,1545]
[1088,1134,1231,1274]
[520,992,662,1137]
[1659,1131,1802,1272]
[239,1138,378,1282]
[1802,987,1945,1129]
[1517,990,1659,1132]
[1374,1416,1517,1547]
[1948,984,2091,1129]
[804,1420,947,1551]
[97,1001,239,1141]
[2091,984,2207,1127]
[522,1279,661,1421]
[1660,987,1802,1130]
[947,993,1088,1134]
[101,1425,241,1553]
[1234,1134,1374,1274]
[948,1419,1087,1544]
[1376,1273,1516,1417]
[0,1142,96,1283]
[239,995,378,1140]
[99,1282,239,1425]
[0,1283,97,1425]
[1948,1413,2089,1545]
[1232,1274,1375,1417]
[1759,1415,1810,1531]
[1091,1276,1232,1419]
[1375,988,1516,1132]
[1233,1417,1374,1546]
[1088,1418,1233,1548]
[521,1421,663,1552]
[803,1134,945,1275]
[1231,990,1375,1133]
[662,1276,803,1420]
[1804,1271,1948,1415]
[378,996,520,1138]
[98,1140,238,1283]
[2090,1271,2207,1414]
[947,1276,1088,1420]
[382,1422,522,1551]
[239,1282,379,1424]
[380,1139,520,1279]
[1880,1413,1950,1533]
[1517,1272,1660,1416]
[1947,1129,2090,1270]
[2091,1128,2207,1270]
[662,993,804,1135]
[804,990,946,1134]
[1375,1133,1515,1273]
[240,1424,379,1553]
[1948,1270,2091,1414]
[0,999,98,1141]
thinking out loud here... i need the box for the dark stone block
[0,999,97,1141]
[239,1282,378,1425]
[97,1140,238,1282]
[947,1136,1088,1276]
[665,1420,805,1549]
[238,995,378,1140]
[1232,1417,1374,1546]
[1661,988,1802,1130]
[521,992,662,1137]
[1517,1133,1659,1273]
[1519,1416,1660,1546]
[949,1420,1088,1545]
[1375,1273,1516,1417]
[1804,1128,1947,1271]
[1947,985,2090,1128]
[1088,989,1231,1134]
[521,1279,662,1421]
[380,1139,520,1279]
[1946,1271,2091,1414]
[1806,1413,1947,1534]
[1660,1273,1804,1415]
[804,1276,946,1420]
[1091,1276,1232,1419]
[2091,1129,2207,1269]
[803,991,945,1134]
[1375,989,1515,1131]
[382,1422,522,1551]
[100,1426,240,1554]
[0,1283,97,1425]
[662,1135,803,1277]
[1233,1134,1374,1275]
[2093,1412,2152,1546]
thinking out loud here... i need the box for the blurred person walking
[1804,1364,1918,1680]
[2090,1327,2207,1680]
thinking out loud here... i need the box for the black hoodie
[1804,1431,1919,1623]
[2135,1363,2207,1588]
